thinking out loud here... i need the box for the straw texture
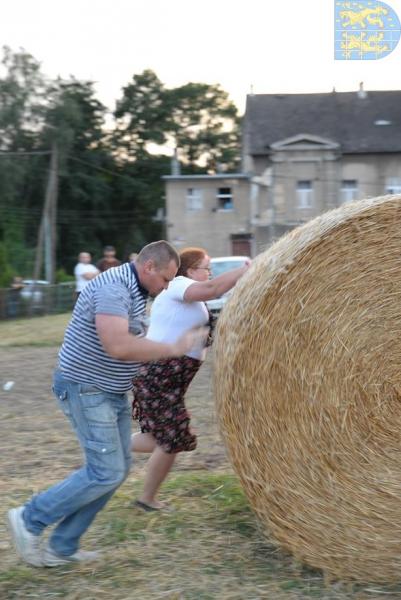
[214,194,401,583]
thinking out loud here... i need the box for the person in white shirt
[131,246,250,511]
[74,252,99,299]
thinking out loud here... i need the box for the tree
[41,79,117,270]
[41,78,165,271]
[114,70,168,159]
[0,242,14,287]
[0,47,49,276]
[0,48,242,284]
[0,45,48,151]
[114,70,240,172]
[164,82,240,172]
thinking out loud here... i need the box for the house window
[341,180,358,203]
[217,187,233,210]
[296,181,313,208]
[386,177,401,194]
[186,188,203,211]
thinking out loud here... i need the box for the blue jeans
[23,370,132,556]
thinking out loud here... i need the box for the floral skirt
[132,355,202,454]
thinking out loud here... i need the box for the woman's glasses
[193,266,211,273]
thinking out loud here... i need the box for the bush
[55,268,75,283]
[0,243,15,287]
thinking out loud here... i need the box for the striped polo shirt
[58,262,148,392]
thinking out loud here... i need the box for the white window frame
[186,188,203,211]
[341,180,358,204]
[217,187,233,210]
[296,181,313,209]
[385,177,401,195]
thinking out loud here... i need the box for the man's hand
[171,327,209,357]
[96,315,209,362]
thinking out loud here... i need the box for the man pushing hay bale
[214,194,401,583]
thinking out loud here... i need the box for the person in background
[131,246,250,511]
[74,252,99,300]
[7,276,25,318]
[7,241,207,568]
[96,245,121,272]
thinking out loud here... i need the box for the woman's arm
[183,263,250,302]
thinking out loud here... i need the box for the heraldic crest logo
[335,0,401,59]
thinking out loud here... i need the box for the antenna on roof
[250,84,254,96]
[358,82,367,99]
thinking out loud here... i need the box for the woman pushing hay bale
[214,194,401,583]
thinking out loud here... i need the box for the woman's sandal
[134,499,173,512]
[134,500,160,512]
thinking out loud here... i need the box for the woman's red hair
[177,247,207,277]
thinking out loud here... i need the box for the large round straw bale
[214,194,401,583]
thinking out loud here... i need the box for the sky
[1,0,401,116]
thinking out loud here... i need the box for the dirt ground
[2,348,401,599]
[0,347,230,488]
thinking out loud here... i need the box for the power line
[0,209,157,228]
[67,155,135,181]
[0,205,155,218]
[0,150,51,156]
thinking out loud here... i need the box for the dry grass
[2,308,401,597]
[215,194,401,584]
[1,473,377,600]
[0,312,70,347]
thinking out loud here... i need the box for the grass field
[0,314,399,599]
[0,313,70,347]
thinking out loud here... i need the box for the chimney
[171,148,181,176]
[357,82,367,99]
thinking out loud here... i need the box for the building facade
[163,174,270,257]
[164,87,401,257]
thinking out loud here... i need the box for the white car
[206,256,249,316]
[20,280,50,303]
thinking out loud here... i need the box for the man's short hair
[136,240,180,269]
[103,245,115,253]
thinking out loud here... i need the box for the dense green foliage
[0,47,240,283]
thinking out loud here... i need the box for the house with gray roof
[243,85,401,242]
[164,85,401,257]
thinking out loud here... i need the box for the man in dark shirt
[96,245,121,272]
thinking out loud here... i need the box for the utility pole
[47,141,58,284]
[33,140,58,284]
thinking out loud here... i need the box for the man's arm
[75,264,99,281]
[83,269,99,281]
[96,314,206,361]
